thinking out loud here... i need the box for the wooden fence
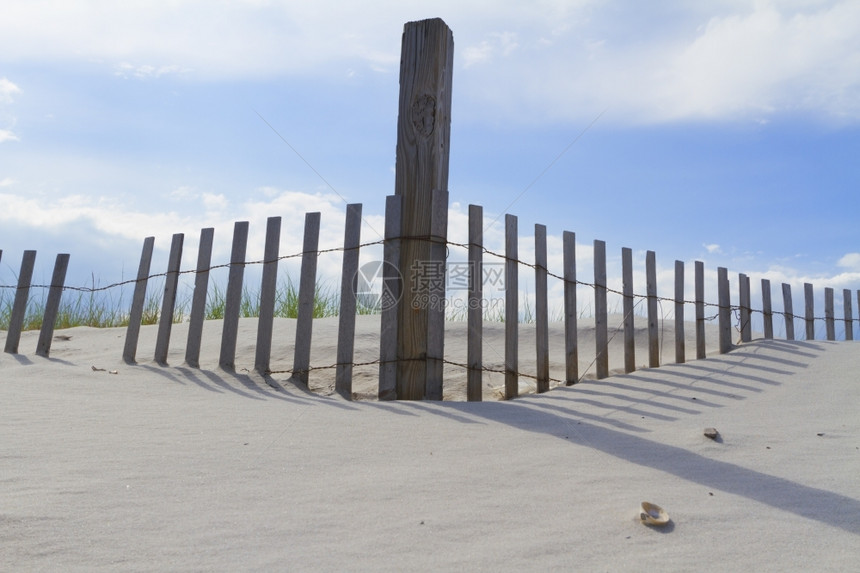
[2,204,859,401]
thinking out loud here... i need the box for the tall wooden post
[394,18,454,400]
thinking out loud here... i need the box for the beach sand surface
[2,318,859,571]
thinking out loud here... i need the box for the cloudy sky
[2,0,859,331]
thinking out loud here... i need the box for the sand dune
[2,319,858,571]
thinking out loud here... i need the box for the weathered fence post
[739,273,751,343]
[219,221,249,370]
[4,250,36,354]
[379,197,402,400]
[504,214,518,399]
[594,239,608,379]
[762,279,774,339]
[843,289,854,341]
[292,212,321,386]
[394,18,454,400]
[563,231,578,385]
[718,267,731,354]
[335,203,362,399]
[185,228,214,368]
[804,283,815,340]
[621,247,635,373]
[674,260,685,364]
[782,283,795,340]
[255,216,282,374]
[36,254,70,358]
[646,250,659,367]
[154,233,184,365]
[425,189,449,400]
[824,287,835,341]
[466,204,483,400]
[695,261,705,359]
[535,224,549,393]
[123,237,155,363]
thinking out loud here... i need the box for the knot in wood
[411,94,436,137]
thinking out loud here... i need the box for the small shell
[639,502,670,526]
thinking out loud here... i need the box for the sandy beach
[2,318,859,571]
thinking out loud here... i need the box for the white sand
[2,318,859,571]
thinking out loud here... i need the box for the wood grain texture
[379,197,402,400]
[154,233,184,365]
[534,224,549,393]
[219,221,249,370]
[622,247,635,373]
[467,204,483,401]
[674,260,685,363]
[394,18,454,400]
[646,250,659,368]
[36,254,70,358]
[505,214,518,399]
[695,261,706,359]
[718,267,731,354]
[761,279,773,340]
[292,212,321,386]
[594,240,608,379]
[123,237,155,364]
[185,228,214,368]
[255,217,281,374]
[782,283,795,340]
[563,231,578,385]
[335,204,362,399]
[4,250,36,354]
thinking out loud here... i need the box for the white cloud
[114,62,189,79]
[0,77,21,103]
[0,129,19,143]
[1,1,857,124]
[0,177,15,187]
[704,243,722,254]
[837,252,860,270]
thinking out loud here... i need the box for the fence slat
[535,224,549,393]
[594,240,608,379]
[425,189,448,400]
[335,203,362,399]
[4,250,36,354]
[621,247,635,373]
[379,198,402,400]
[762,279,774,339]
[718,267,731,354]
[804,283,815,341]
[563,231,578,385]
[505,214,518,399]
[843,289,853,341]
[646,250,659,367]
[739,273,751,343]
[824,287,835,341]
[292,212,321,386]
[254,217,282,374]
[185,228,214,368]
[219,221,249,370]
[782,283,795,340]
[154,233,184,365]
[467,204,483,400]
[695,261,705,359]
[123,237,155,364]
[675,260,685,364]
[35,254,70,358]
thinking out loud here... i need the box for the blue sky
[2,0,859,332]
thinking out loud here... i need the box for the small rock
[704,427,720,440]
[816,433,825,437]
